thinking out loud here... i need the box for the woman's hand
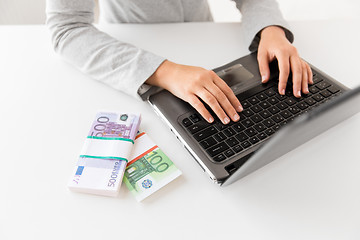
[146,60,243,124]
[257,26,313,97]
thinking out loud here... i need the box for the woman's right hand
[146,60,243,124]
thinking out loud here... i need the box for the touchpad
[216,64,255,94]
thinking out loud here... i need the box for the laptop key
[223,128,236,137]
[214,132,226,142]
[264,88,276,96]
[249,97,259,105]
[214,122,228,131]
[309,85,320,94]
[259,110,271,119]
[256,92,268,101]
[263,119,276,128]
[257,132,267,140]
[232,122,245,132]
[320,90,332,98]
[312,93,324,102]
[280,110,292,119]
[267,97,279,105]
[189,113,201,123]
[193,126,218,141]
[268,106,280,114]
[276,102,288,110]
[313,75,323,84]
[250,114,263,123]
[243,109,254,117]
[200,137,217,149]
[224,149,235,158]
[254,123,266,132]
[297,102,309,110]
[241,141,251,149]
[241,100,250,109]
[225,137,239,147]
[272,114,284,123]
[259,101,270,109]
[305,98,316,106]
[182,118,192,127]
[235,132,248,142]
[213,153,226,162]
[316,81,331,90]
[232,145,243,153]
[327,85,340,94]
[241,119,254,128]
[285,98,296,106]
[187,121,210,134]
[251,104,262,113]
[249,136,260,144]
[245,127,257,137]
[289,106,301,114]
[265,128,275,136]
[207,142,229,157]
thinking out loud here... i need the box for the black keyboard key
[285,98,296,106]
[313,75,323,83]
[249,136,260,144]
[223,128,236,137]
[245,127,257,137]
[313,93,324,102]
[316,81,331,90]
[309,85,320,94]
[275,94,287,101]
[280,110,292,119]
[224,149,235,158]
[263,119,276,128]
[267,96,279,105]
[241,119,254,128]
[182,118,192,127]
[214,132,226,142]
[249,97,259,105]
[276,102,288,110]
[259,101,271,109]
[305,98,316,106]
[327,85,340,94]
[254,123,266,132]
[243,109,255,117]
[232,123,245,132]
[200,137,217,149]
[320,90,332,98]
[272,114,284,123]
[189,113,201,123]
[257,132,267,140]
[207,142,229,157]
[233,145,243,153]
[297,102,309,110]
[187,121,210,134]
[250,114,263,123]
[259,110,271,119]
[289,106,301,114]
[251,105,262,113]
[241,100,250,109]
[241,141,251,149]
[193,126,218,141]
[213,154,226,162]
[264,88,276,96]
[235,132,248,142]
[214,121,228,131]
[225,137,239,147]
[256,92,268,101]
[273,125,281,132]
[265,128,275,136]
[268,106,280,114]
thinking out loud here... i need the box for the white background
[0,0,360,24]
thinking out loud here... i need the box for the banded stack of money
[68,112,141,197]
[124,132,182,201]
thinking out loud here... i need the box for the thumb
[257,51,270,83]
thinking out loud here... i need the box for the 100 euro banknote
[123,132,182,201]
[68,112,141,197]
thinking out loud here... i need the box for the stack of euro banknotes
[68,112,182,201]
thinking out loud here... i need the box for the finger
[205,82,240,122]
[301,61,309,94]
[197,89,230,124]
[212,72,243,112]
[306,62,313,84]
[290,55,303,97]
[187,95,214,123]
[257,51,271,83]
[277,53,290,95]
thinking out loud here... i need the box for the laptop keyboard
[181,73,342,163]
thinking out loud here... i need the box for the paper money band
[80,137,134,162]
[87,136,134,144]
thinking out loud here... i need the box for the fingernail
[233,114,240,121]
[280,89,285,95]
[297,90,301,97]
[208,116,214,123]
[261,75,267,83]
[223,117,230,124]
[237,105,243,112]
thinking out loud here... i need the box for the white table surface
[1,19,359,240]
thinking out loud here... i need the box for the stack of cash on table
[68,111,181,201]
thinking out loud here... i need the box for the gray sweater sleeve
[233,0,294,52]
[46,0,165,101]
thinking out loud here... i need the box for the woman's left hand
[257,26,313,97]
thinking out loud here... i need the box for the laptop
[148,52,360,186]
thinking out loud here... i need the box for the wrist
[145,60,177,89]
[260,25,286,39]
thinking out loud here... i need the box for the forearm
[46,0,165,99]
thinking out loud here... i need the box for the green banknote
[123,133,181,201]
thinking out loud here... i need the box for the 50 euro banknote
[124,132,182,201]
[68,112,141,197]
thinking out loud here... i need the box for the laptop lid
[222,85,360,186]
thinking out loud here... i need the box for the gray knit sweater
[46,0,293,100]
